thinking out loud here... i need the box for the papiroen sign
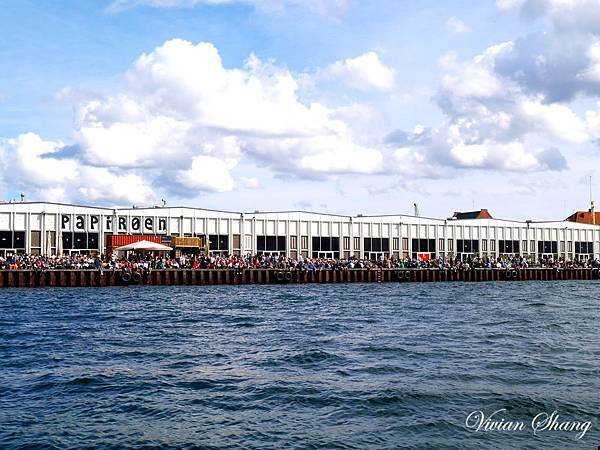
[61,214,168,233]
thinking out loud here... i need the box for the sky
[1,0,600,220]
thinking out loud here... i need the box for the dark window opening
[498,240,520,254]
[537,241,558,254]
[257,235,286,252]
[575,241,593,255]
[0,231,12,249]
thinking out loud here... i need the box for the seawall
[0,268,598,288]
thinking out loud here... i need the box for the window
[364,238,390,253]
[482,240,487,252]
[438,238,445,251]
[209,234,229,252]
[498,240,519,254]
[537,240,558,254]
[62,232,73,250]
[257,235,286,252]
[447,239,454,252]
[30,231,41,248]
[61,232,96,251]
[393,237,399,251]
[353,237,360,250]
[13,231,25,249]
[402,238,408,251]
[290,235,297,249]
[232,234,241,249]
[411,238,436,259]
[313,236,340,252]
[312,236,340,258]
[245,234,252,249]
[530,240,535,252]
[575,242,593,254]
[343,236,350,250]
[567,241,572,252]
[412,238,436,252]
[560,241,565,252]
[490,240,496,252]
[87,233,99,250]
[301,236,308,250]
[456,239,480,253]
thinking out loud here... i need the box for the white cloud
[321,52,396,92]
[1,39,386,204]
[386,40,583,174]
[0,133,157,204]
[446,16,469,33]
[175,155,235,192]
[449,142,548,171]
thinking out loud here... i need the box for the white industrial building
[0,202,598,261]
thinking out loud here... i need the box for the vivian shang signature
[465,409,592,441]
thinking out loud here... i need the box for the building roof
[451,209,493,220]
[565,210,600,225]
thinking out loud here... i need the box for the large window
[257,235,286,253]
[575,242,593,255]
[456,239,479,253]
[61,232,98,251]
[365,238,390,253]
[209,234,229,252]
[537,240,558,254]
[364,237,390,260]
[0,231,25,249]
[312,237,340,258]
[411,238,436,260]
[499,240,520,254]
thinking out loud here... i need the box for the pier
[0,267,598,288]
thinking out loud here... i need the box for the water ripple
[0,281,598,449]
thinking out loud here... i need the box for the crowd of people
[1,252,599,271]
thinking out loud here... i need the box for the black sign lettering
[105,217,112,230]
[158,218,167,232]
[144,217,153,231]
[61,215,70,230]
[118,217,127,231]
[90,215,99,230]
[75,215,85,230]
[132,217,141,231]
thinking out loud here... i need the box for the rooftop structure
[451,209,493,220]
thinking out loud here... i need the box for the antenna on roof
[20,193,24,202]
[413,203,419,217]
[161,198,166,207]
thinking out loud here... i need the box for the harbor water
[1,282,598,449]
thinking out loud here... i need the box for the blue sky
[1,0,600,219]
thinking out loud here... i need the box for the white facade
[0,202,599,260]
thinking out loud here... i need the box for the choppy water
[0,282,598,449]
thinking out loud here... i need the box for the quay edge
[0,268,599,288]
